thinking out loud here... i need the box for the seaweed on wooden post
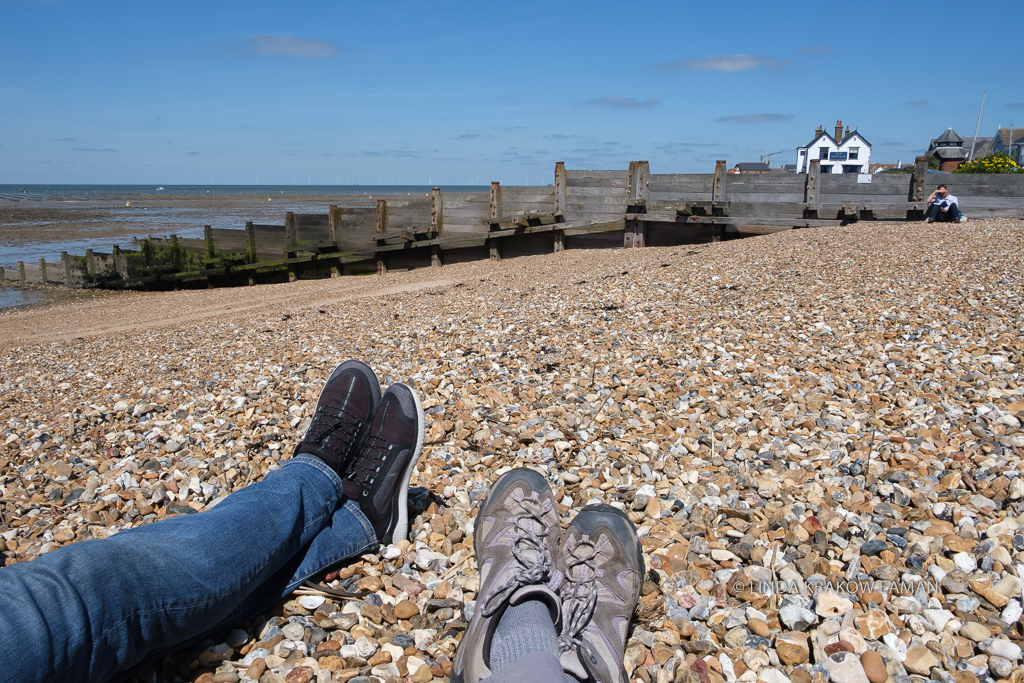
[713,160,727,202]
[376,199,387,234]
[86,249,96,275]
[204,225,215,259]
[245,222,258,263]
[169,235,182,269]
[328,205,340,249]
[62,251,72,286]
[285,212,297,250]
[431,188,443,234]
[112,245,128,278]
[39,258,48,284]
[490,182,502,222]
[911,156,928,201]
[554,162,566,216]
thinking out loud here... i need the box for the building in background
[728,162,771,174]
[926,128,968,172]
[992,128,1024,165]
[795,120,871,174]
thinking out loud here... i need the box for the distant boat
[125,200,131,207]
[155,187,165,191]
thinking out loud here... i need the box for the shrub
[955,152,1024,174]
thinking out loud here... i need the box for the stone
[395,600,420,619]
[987,655,1014,679]
[958,622,990,643]
[779,604,816,631]
[825,652,871,683]
[978,638,1022,661]
[904,644,939,674]
[952,552,977,574]
[860,650,888,683]
[815,591,854,618]
[855,610,891,640]
[775,633,810,665]
[860,540,888,557]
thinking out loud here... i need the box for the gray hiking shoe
[451,468,563,683]
[558,504,643,683]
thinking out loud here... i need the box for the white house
[795,120,871,174]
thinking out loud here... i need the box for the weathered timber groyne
[4,157,1023,291]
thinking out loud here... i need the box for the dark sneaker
[294,360,381,476]
[558,504,643,683]
[342,383,424,545]
[452,468,562,683]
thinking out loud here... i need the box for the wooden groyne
[4,157,1023,291]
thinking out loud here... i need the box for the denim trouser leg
[0,455,377,683]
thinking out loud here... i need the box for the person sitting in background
[926,184,960,223]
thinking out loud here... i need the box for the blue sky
[2,0,1021,185]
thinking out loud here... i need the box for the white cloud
[234,35,337,59]
[650,54,789,72]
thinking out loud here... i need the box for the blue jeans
[0,456,377,683]
[927,201,959,222]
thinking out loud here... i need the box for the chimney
[834,120,843,141]
[815,125,823,137]
[845,125,850,138]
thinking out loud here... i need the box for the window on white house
[849,147,860,159]
[819,147,828,159]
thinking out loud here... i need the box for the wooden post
[712,225,723,242]
[204,225,215,258]
[805,159,820,203]
[713,160,727,202]
[285,212,297,249]
[112,246,128,278]
[431,245,442,268]
[554,229,566,252]
[38,258,48,284]
[245,222,258,263]
[169,235,181,269]
[376,199,387,234]
[86,249,96,275]
[554,162,566,216]
[628,161,649,204]
[490,182,502,222]
[0,267,4,281]
[489,237,502,261]
[62,251,72,285]
[376,254,388,275]
[911,155,929,201]
[431,188,444,234]
[140,239,152,267]
[328,205,340,250]
[18,261,26,284]
[624,220,645,248]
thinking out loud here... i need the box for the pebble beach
[2,219,1024,683]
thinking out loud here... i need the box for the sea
[0,183,486,310]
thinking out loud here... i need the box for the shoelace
[305,400,363,454]
[348,434,390,494]
[481,496,554,617]
[558,539,599,654]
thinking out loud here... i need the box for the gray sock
[489,598,561,672]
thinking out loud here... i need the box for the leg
[0,455,376,683]
[939,202,959,222]
[925,204,940,222]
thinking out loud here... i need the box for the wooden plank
[713,161,727,201]
[555,162,566,215]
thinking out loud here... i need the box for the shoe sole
[385,382,424,545]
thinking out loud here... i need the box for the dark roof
[802,131,837,149]
[735,162,770,171]
[839,130,871,147]
[934,128,963,145]
[962,138,993,159]
[931,147,967,160]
